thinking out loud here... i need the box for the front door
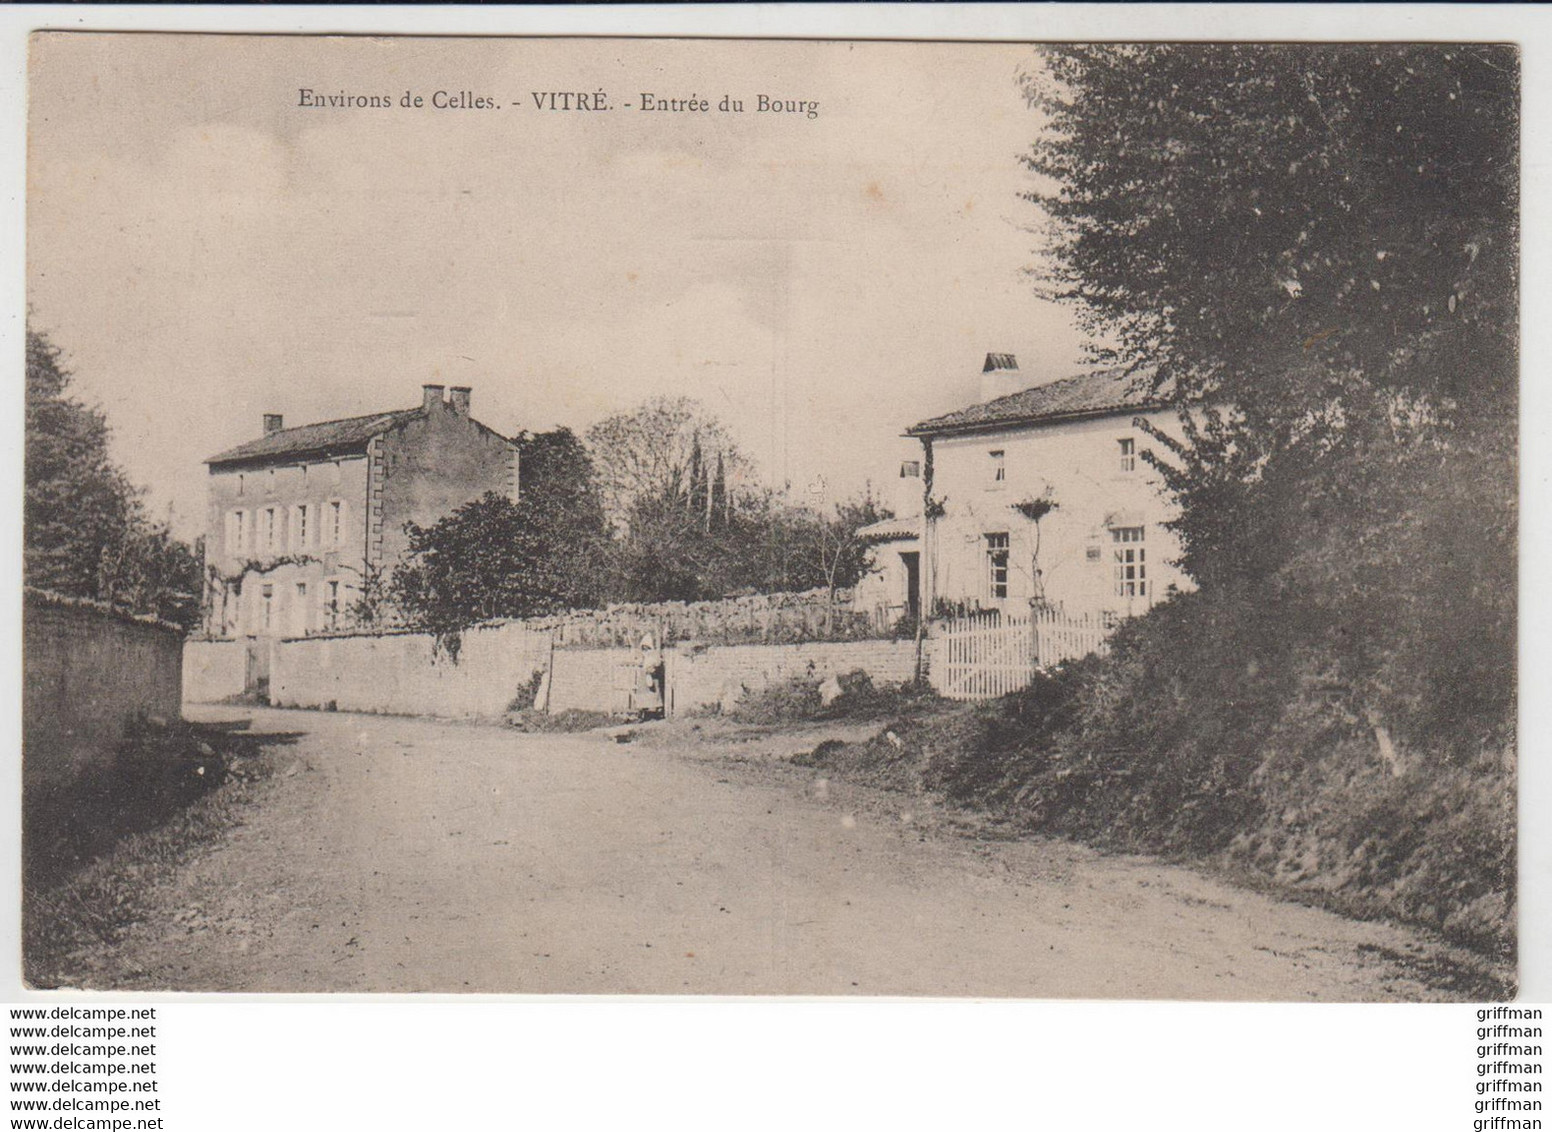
[900,551,921,618]
[244,636,270,699]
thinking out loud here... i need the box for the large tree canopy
[606,477,891,605]
[584,396,751,530]
[26,329,139,597]
[1022,45,1517,752]
[1025,44,1517,419]
[26,327,202,627]
[584,396,887,604]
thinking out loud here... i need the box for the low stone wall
[203,587,925,722]
[669,639,919,716]
[526,587,872,648]
[231,625,920,722]
[23,589,184,797]
[538,639,920,717]
[183,638,248,703]
[269,621,553,718]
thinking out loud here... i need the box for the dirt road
[66,705,1496,999]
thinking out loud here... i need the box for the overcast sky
[28,34,1088,538]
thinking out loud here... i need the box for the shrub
[729,670,940,725]
[508,669,547,713]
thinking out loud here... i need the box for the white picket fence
[1031,607,1114,669]
[933,608,1115,701]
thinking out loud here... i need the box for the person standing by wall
[634,634,665,720]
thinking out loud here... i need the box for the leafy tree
[605,482,785,603]
[587,397,759,602]
[25,327,202,628]
[104,526,204,629]
[26,329,137,597]
[1025,44,1516,418]
[779,492,894,603]
[1023,45,1517,751]
[584,396,751,529]
[607,488,721,603]
[586,399,894,606]
[389,428,610,639]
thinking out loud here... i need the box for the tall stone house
[855,353,1192,623]
[202,384,519,647]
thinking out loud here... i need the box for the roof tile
[908,366,1167,436]
[856,516,920,541]
[205,409,420,465]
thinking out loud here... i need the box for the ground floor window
[1112,526,1147,597]
[985,532,1010,599]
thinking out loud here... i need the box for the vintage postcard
[22,33,1517,1000]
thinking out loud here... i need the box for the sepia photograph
[21,33,1517,1001]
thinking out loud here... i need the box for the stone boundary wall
[669,640,919,716]
[183,638,248,703]
[546,640,920,717]
[24,589,184,797]
[207,627,920,721]
[269,621,552,718]
[181,589,923,720]
[524,587,876,648]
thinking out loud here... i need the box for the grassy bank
[23,718,284,987]
[796,595,1515,962]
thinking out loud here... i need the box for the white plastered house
[858,353,1193,622]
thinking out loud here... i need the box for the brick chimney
[263,414,284,435]
[422,384,445,413]
[448,387,471,417]
[979,352,1020,404]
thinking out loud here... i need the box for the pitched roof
[205,409,421,466]
[856,516,920,542]
[907,366,1167,437]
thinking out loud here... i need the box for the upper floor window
[263,508,277,552]
[237,473,245,497]
[326,499,345,549]
[1112,526,1147,597]
[1118,437,1137,474]
[294,504,309,550]
[900,460,921,479]
[989,450,1006,487]
[986,532,1010,599]
[229,510,247,554]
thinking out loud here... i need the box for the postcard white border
[0,10,1544,1126]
